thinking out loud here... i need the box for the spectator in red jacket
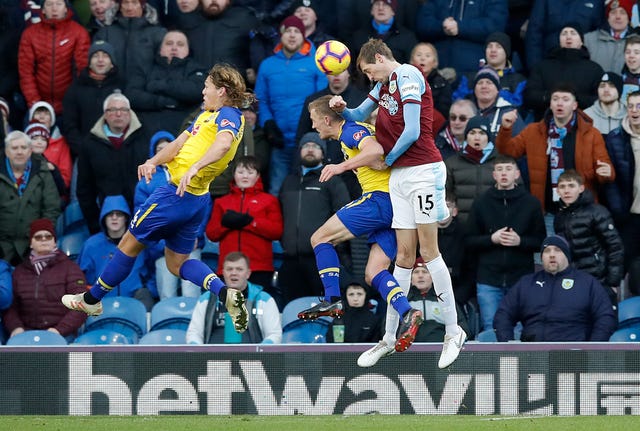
[17,0,90,116]
[2,218,87,342]
[206,156,283,300]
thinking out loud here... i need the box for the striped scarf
[547,114,575,201]
[30,250,57,276]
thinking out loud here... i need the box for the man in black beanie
[584,71,626,136]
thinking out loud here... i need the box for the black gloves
[221,210,254,230]
[263,119,285,148]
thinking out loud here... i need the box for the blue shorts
[336,191,397,260]
[129,184,211,254]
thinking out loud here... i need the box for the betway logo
[68,353,640,415]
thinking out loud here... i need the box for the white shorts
[389,162,449,229]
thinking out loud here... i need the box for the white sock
[382,265,413,345]
[426,255,460,336]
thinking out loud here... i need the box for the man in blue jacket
[493,235,617,342]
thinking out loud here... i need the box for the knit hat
[291,0,317,10]
[464,115,494,142]
[28,101,56,127]
[89,40,116,65]
[24,122,51,141]
[371,0,398,11]
[29,218,56,241]
[606,0,634,19]
[413,257,426,270]
[280,15,305,36]
[485,32,512,60]
[0,97,9,119]
[600,71,624,98]
[541,235,572,262]
[474,66,501,91]
[561,22,584,42]
[299,131,327,154]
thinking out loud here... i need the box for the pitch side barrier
[0,343,639,416]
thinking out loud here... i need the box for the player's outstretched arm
[332,96,377,123]
[138,132,189,183]
[176,130,233,196]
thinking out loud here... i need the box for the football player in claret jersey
[62,64,254,334]
[298,95,423,361]
[330,39,466,369]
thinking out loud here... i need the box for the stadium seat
[281,296,332,330]
[58,230,89,261]
[272,240,284,270]
[610,325,640,342]
[62,200,90,236]
[139,329,187,345]
[476,329,498,342]
[201,239,219,272]
[6,330,67,346]
[73,329,131,345]
[150,296,197,331]
[617,296,640,328]
[281,321,328,343]
[84,296,148,343]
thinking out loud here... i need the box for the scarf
[372,17,394,36]
[547,114,576,201]
[443,127,462,152]
[6,158,31,196]
[462,142,494,164]
[30,250,57,276]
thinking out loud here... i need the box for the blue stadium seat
[618,297,640,328]
[476,329,498,342]
[139,329,187,345]
[281,296,332,330]
[62,200,90,236]
[58,230,89,261]
[610,325,640,342]
[281,321,328,343]
[272,240,284,270]
[6,330,67,346]
[84,296,148,343]
[150,296,197,331]
[201,239,219,272]
[73,329,131,345]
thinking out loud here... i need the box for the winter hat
[24,122,51,141]
[291,0,317,10]
[485,32,512,60]
[600,71,624,98]
[89,40,116,64]
[29,218,56,241]
[280,15,305,36]
[413,257,426,270]
[28,101,56,127]
[0,97,9,119]
[371,0,398,12]
[606,0,634,19]
[473,66,501,91]
[541,235,572,262]
[561,22,584,43]
[464,115,494,142]
[299,131,327,154]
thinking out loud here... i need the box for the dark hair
[557,169,584,185]
[625,34,640,50]
[357,38,395,71]
[235,155,261,173]
[627,90,640,104]
[550,83,577,99]
[493,154,518,166]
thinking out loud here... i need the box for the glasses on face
[34,233,54,241]
[301,142,322,150]
[449,114,468,122]
[105,107,130,114]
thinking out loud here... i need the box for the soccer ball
[315,40,351,76]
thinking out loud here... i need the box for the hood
[99,195,131,232]
[148,130,175,158]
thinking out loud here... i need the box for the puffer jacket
[17,9,90,113]
[554,190,624,288]
[2,251,87,336]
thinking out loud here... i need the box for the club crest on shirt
[389,79,397,94]
[380,94,399,115]
[352,129,366,142]
[561,279,574,290]
[221,119,236,128]
[192,124,201,135]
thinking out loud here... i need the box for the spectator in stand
[0,131,60,265]
[554,170,624,307]
[415,0,508,75]
[291,0,334,47]
[349,0,418,65]
[407,258,469,342]
[0,6,20,130]
[602,90,640,272]
[206,156,283,302]
[186,252,282,344]
[0,258,11,314]
[525,0,604,70]
[2,219,87,342]
[524,23,604,121]
[445,115,501,224]
[493,235,617,342]
[326,282,381,343]
[0,98,11,146]
[498,85,615,218]
[621,35,640,100]
[77,195,156,308]
[77,92,148,234]
[437,193,469,303]
[87,0,117,36]
[18,0,90,118]
[24,123,69,202]
[453,32,527,108]
[63,40,125,158]
[584,0,633,74]
[127,29,206,136]
[173,0,201,34]
[255,15,328,195]
[584,72,627,137]
[278,132,350,303]
[410,42,453,121]
[94,0,166,84]
[435,99,477,161]
[465,155,546,332]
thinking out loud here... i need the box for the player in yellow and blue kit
[62,64,255,333]
[298,95,423,356]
